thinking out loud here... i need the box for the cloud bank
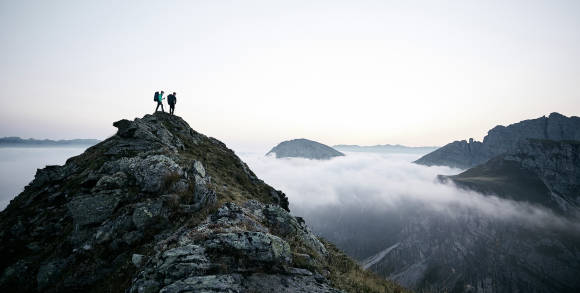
[240,151,580,233]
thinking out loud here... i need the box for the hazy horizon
[1,1,579,150]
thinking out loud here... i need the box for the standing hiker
[154,90,165,112]
[167,92,177,115]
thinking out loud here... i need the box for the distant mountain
[0,137,100,147]
[415,112,580,169]
[267,138,345,160]
[334,144,438,154]
[440,139,580,214]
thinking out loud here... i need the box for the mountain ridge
[0,137,100,147]
[414,112,580,169]
[0,113,405,293]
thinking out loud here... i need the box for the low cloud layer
[240,151,580,233]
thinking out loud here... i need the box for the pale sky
[1,0,579,150]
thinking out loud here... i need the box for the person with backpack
[167,92,177,115]
[154,90,165,112]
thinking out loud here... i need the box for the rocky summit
[267,139,345,160]
[415,112,580,169]
[0,113,405,293]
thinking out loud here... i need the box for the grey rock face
[444,139,580,214]
[129,201,341,293]
[267,138,345,160]
[505,139,580,211]
[101,155,184,193]
[66,191,122,226]
[132,200,164,229]
[415,112,580,169]
[93,171,127,192]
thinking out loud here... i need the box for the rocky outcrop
[0,113,404,293]
[441,139,580,214]
[415,113,580,169]
[267,139,345,160]
[129,201,340,293]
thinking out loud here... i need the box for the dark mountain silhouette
[267,139,345,160]
[415,112,580,169]
[0,137,100,147]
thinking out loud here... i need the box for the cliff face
[0,113,404,293]
[504,139,580,212]
[441,139,580,214]
[415,113,580,169]
[267,139,345,160]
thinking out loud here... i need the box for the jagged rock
[67,191,122,226]
[204,231,292,264]
[102,155,184,193]
[263,205,327,256]
[132,200,164,229]
[159,275,241,293]
[193,160,205,177]
[267,138,345,160]
[131,254,145,267]
[130,201,343,293]
[93,172,127,192]
[415,112,580,169]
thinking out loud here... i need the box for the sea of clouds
[239,151,580,234]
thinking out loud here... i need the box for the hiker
[154,90,165,112]
[168,92,177,115]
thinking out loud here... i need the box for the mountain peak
[0,113,404,293]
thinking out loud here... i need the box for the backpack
[154,92,159,102]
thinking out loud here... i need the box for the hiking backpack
[154,91,159,102]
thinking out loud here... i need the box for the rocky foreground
[0,113,405,293]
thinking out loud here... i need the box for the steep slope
[368,211,580,293]
[415,112,580,169]
[267,139,345,160]
[440,139,580,214]
[0,113,406,293]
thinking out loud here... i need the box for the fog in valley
[0,147,87,210]
[240,150,580,260]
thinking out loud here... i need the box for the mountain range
[0,137,100,147]
[414,112,580,169]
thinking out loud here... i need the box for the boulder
[66,191,121,226]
